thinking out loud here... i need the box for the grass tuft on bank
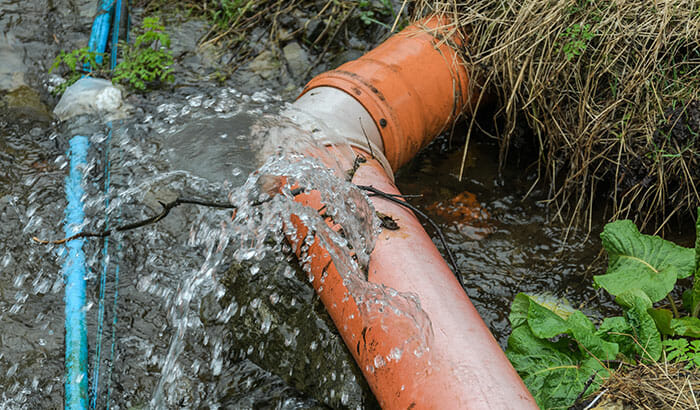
[414,0,700,229]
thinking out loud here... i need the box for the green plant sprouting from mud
[208,0,255,30]
[358,0,394,28]
[50,16,173,94]
[505,208,700,409]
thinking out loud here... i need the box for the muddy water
[395,137,611,345]
[0,3,621,410]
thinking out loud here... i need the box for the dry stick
[33,185,457,288]
[573,371,601,407]
[32,198,237,245]
[359,118,375,160]
[690,377,700,410]
[389,0,408,33]
[458,72,492,181]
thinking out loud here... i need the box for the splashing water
[150,111,434,408]
[3,82,434,408]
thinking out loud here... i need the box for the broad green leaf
[506,295,616,408]
[618,289,661,361]
[595,316,630,340]
[648,308,674,336]
[528,299,570,338]
[615,287,653,310]
[594,220,695,302]
[507,325,608,409]
[595,316,636,360]
[529,293,577,320]
[671,317,700,338]
[567,311,619,361]
[513,294,618,360]
[691,208,700,316]
[509,293,532,330]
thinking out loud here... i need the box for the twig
[357,184,465,287]
[390,0,408,33]
[33,197,236,245]
[573,371,600,407]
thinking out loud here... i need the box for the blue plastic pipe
[65,1,115,408]
[87,0,115,66]
[64,136,90,409]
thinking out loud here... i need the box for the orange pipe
[301,17,472,171]
[287,18,537,409]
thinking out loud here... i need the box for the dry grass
[413,0,700,231]
[588,361,700,409]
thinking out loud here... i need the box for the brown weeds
[414,0,700,231]
[593,361,700,409]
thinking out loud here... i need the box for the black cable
[356,184,465,288]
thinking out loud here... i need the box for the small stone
[53,77,126,121]
[277,28,294,42]
[3,86,52,122]
[282,42,309,79]
[248,50,280,80]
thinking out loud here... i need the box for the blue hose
[65,1,117,408]
[63,136,90,410]
[87,0,115,67]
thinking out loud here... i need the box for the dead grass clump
[589,361,700,409]
[413,0,700,230]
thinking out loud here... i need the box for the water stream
[0,3,630,409]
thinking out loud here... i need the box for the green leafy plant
[662,338,700,368]
[558,23,596,60]
[358,0,394,28]
[49,47,106,95]
[506,208,700,409]
[50,17,174,95]
[208,0,254,30]
[112,17,174,91]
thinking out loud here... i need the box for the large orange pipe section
[302,18,471,171]
[289,18,537,408]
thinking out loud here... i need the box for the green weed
[50,17,174,94]
[559,23,596,61]
[112,17,174,91]
[358,0,394,28]
[209,0,254,30]
[506,208,700,409]
[662,338,700,368]
[49,47,107,95]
